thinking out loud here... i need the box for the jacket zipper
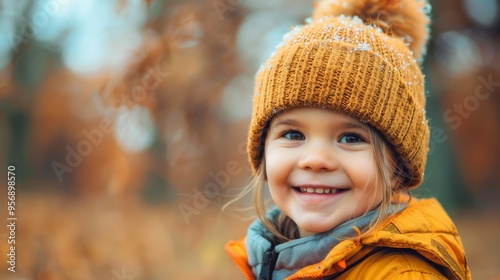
[258,247,279,280]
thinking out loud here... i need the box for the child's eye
[282,130,305,141]
[339,133,364,144]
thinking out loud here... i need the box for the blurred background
[0,0,499,279]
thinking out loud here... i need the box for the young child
[225,0,471,279]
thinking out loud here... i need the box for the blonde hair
[226,125,412,243]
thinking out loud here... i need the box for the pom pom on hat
[312,0,431,62]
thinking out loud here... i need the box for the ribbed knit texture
[248,16,430,187]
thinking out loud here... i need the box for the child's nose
[297,141,339,172]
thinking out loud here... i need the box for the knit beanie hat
[248,0,431,188]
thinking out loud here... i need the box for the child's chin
[294,215,343,234]
[297,223,336,236]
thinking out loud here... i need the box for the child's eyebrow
[271,118,301,129]
[270,116,369,131]
[338,121,369,131]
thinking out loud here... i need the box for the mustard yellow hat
[248,0,431,187]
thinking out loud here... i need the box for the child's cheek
[265,148,293,186]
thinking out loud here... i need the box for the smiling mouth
[293,187,348,194]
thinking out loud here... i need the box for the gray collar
[246,205,405,279]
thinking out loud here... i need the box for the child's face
[265,107,388,236]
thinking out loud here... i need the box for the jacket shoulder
[338,247,448,280]
[360,198,471,280]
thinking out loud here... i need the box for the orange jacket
[225,198,471,279]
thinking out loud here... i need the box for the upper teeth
[300,187,339,194]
